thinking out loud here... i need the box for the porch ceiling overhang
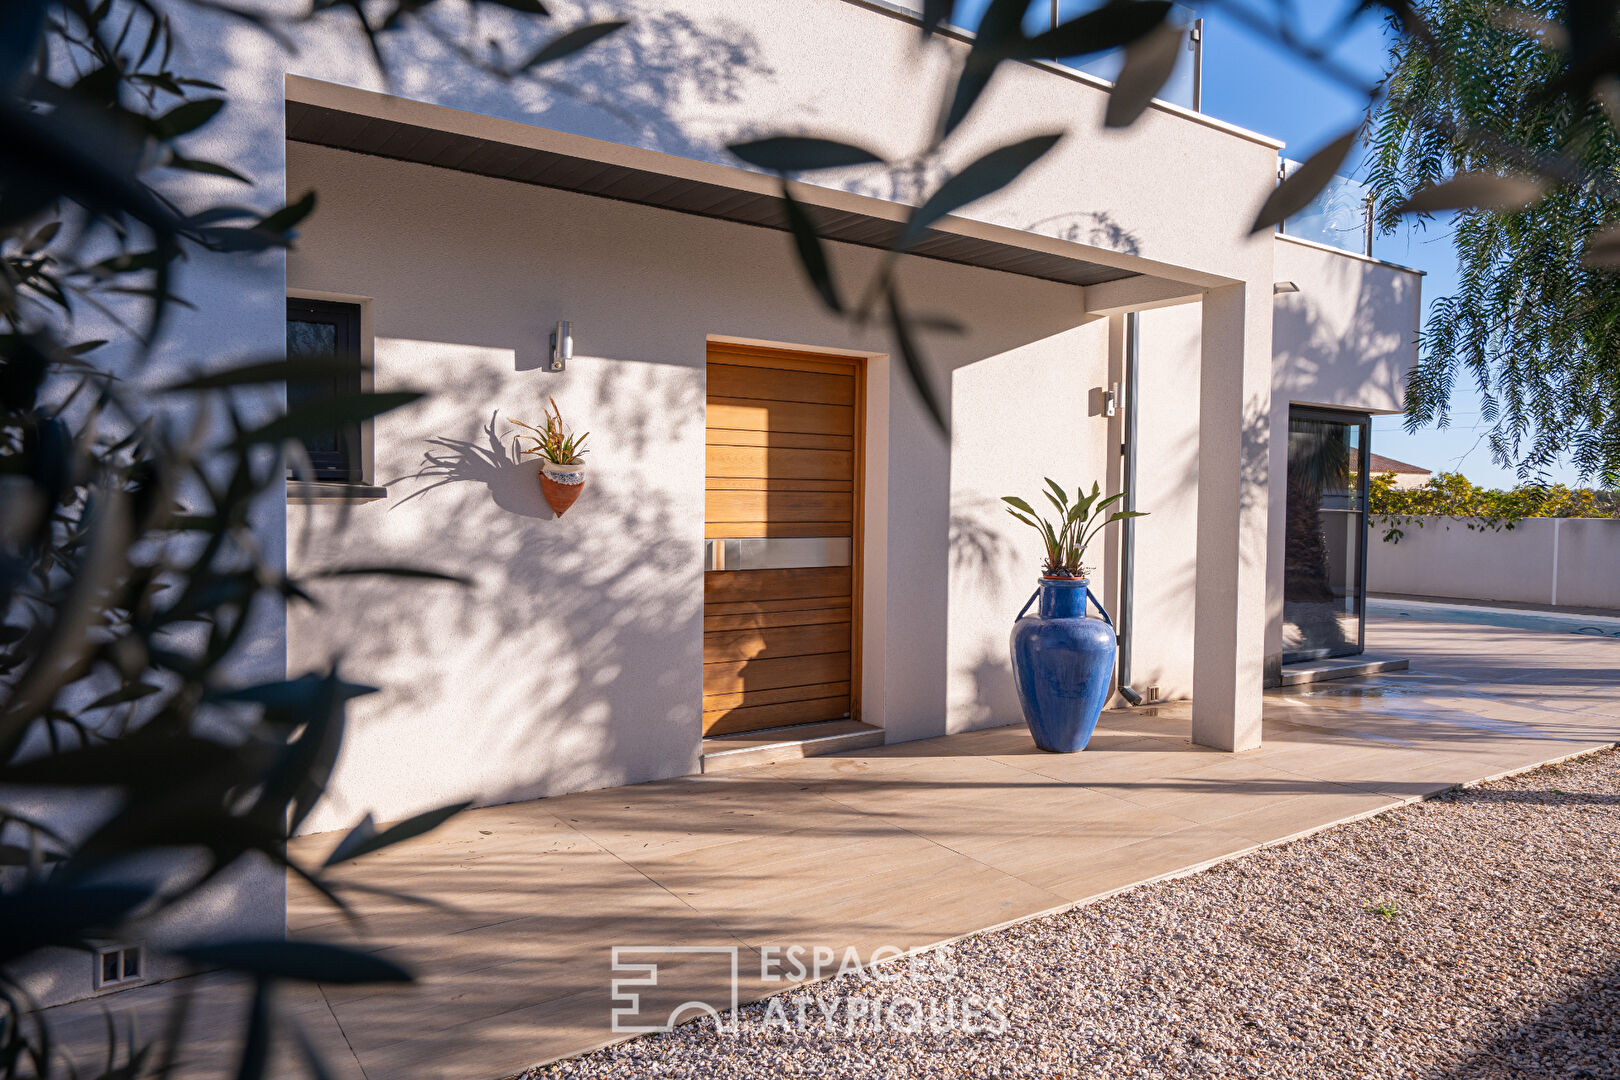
[284,80,1141,291]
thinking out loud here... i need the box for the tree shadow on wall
[391,411,554,519]
[295,407,701,830]
[398,10,771,166]
[950,495,1017,579]
[1022,210,1143,257]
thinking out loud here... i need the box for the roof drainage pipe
[1117,311,1144,707]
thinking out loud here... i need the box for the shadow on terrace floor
[34,614,1620,1080]
[267,619,1620,1077]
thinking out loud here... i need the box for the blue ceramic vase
[1010,578,1118,753]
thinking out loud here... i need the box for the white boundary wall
[1368,516,1620,611]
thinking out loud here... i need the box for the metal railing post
[1190,18,1204,113]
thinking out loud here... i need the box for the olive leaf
[899,133,1062,251]
[231,391,425,450]
[886,284,947,433]
[1394,172,1547,215]
[921,0,956,38]
[162,355,371,392]
[176,941,413,984]
[0,0,48,92]
[1250,127,1359,234]
[152,98,224,140]
[519,20,627,69]
[780,181,843,312]
[323,802,474,866]
[1581,223,1620,267]
[479,0,549,12]
[940,0,1029,137]
[729,136,885,173]
[1021,1,1171,60]
[1105,22,1185,128]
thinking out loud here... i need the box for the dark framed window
[285,298,363,482]
[1282,406,1372,663]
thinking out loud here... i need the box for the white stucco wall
[1125,304,1204,700]
[272,0,1280,282]
[286,143,1117,831]
[1270,237,1418,415]
[1266,236,1422,677]
[261,0,1290,828]
[1369,517,1620,611]
[946,322,1111,732]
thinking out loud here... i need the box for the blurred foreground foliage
[0,1,622,1077]
[10,0,1620,1076]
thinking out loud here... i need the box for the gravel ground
[532,747,1620,1080]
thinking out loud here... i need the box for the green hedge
[1369,472,1619,543]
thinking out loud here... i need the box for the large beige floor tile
[1206,789,1403,844]
[631,827,947,909]
[1030,824,1257,900]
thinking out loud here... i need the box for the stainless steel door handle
[704,537,851,571]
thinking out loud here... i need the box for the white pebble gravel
[530,748,1620,1079]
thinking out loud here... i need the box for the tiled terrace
[35,606,1620,1079]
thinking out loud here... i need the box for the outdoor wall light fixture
[549,320,572,372]
[1273,281,1300,295]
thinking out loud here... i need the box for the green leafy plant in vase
[1002,479,1145,580]
[510,397,590,516]
[1002,479,1148,752]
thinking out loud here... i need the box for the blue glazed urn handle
[1085,586,1115,628]
[1016,588,1041,620]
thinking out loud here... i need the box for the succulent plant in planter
[510,397,590,516]
[1003,479,1144,579]
[1002,479,1147,753]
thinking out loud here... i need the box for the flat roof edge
[1275,232,1426,276]
[283,76,1233,290]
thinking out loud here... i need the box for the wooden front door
[703,342,862,736]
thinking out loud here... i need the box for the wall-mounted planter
[539,460,587,517]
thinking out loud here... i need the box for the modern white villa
[30,0,1424,1009]
[273,2,1421,816]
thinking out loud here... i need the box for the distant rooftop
[1370,453,1431,475]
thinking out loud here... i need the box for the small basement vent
[1145,685,1161,703]
[93,943,145,990]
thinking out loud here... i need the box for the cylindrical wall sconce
[549,320,572,372]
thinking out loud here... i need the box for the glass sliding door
[1283,408,1370,662]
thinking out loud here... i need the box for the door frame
[703,337,870,727]
[1283,404,1372,663]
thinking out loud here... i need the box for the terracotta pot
[538,461,587,517]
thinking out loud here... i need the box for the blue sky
[950,0,1583,488]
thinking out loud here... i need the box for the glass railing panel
[1052,1,1199,110]
[943,1,1201,111]
[1279,161,1372,255]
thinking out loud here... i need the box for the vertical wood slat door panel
[704,343,862,736]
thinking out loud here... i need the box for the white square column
[1192,284,1273,752]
